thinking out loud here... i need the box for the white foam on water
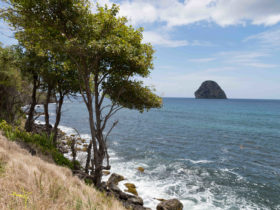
[105,160,219,210]
[58,125,77,136]
[105,155,270,210]
[34,119,45,125]
[179,159,214,164]
[80,134,91,140]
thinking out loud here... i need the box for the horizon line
[161,97,280,100]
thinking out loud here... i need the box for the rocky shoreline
[32,123,183,210]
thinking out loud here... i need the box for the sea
[36,97,280,210]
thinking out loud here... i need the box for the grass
[0,160,5,175]
[0,130,125,210]
[0,120,76,169]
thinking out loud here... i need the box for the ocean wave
[178,159,214,164]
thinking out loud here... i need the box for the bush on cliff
[0,120,77,170]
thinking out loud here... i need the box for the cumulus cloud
[96,0,280,27]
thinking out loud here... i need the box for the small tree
[0,44,27,123]
[66,5,162,187]
[40,52,80,144]
[19,49,48,132]
[51,56,80,145]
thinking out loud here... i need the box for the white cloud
[217,51,278,68]
[142,31,188,47]
[244,28,280,48]
[189,58,215,63]
[118,1,158,25]
[97,0,280,27]
[245,63,277,68]
[142,31,214,47]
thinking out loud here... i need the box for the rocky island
[195,80,227,99]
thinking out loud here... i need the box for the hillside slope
[0,132,125,210]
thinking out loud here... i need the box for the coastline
[34,121,182,210]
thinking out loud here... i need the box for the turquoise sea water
[39,98,280,210]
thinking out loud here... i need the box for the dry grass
[0,132,125,210]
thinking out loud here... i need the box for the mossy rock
[103,170,110,176]
[137,167,144,173]
[77,147,87,152]
[124,183,138,196]
[81,147,87,152]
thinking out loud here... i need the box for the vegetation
[0,120,76,169]
[0,0,162,188]
[0,132,125,210]
[0,44,29,124]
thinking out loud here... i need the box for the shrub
[0,120,75,169]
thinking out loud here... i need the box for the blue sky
[1,0,280,99]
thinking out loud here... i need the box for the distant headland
[195,80,227,99]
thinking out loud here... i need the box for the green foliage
[0,44,28,123]
[86,5,162,111]
[0,161,5,175]
[1,1,162,112]
[0,120,75,169]
[84,178,93,186]
[104,79,162,112]
[75,198,83,210]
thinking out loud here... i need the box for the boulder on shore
[156,199,183,210]
[124,183,138,196]
[107,173,124,186]
[137,167,145,173]
[195,80,227,99]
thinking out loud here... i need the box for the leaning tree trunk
[25,74,39,132]
[92,152,103,188]
[52,91,64,146]
[92,76,106,188]
[86,97,98,179]
[81,74,101,187]
[44,85,52,135]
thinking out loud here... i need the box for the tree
[39,51,80,144]
[18,48,49,132]
[51,55,80,145]
[40,54,56,135]
[0,43,27,123]
[1,1,162,187]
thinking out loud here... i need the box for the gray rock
[107,173,124,186]
[195,80,227,99]
[132,205,152,210]
[109,184,122,193]
[127,196,144,206]
[156,199,183,210]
